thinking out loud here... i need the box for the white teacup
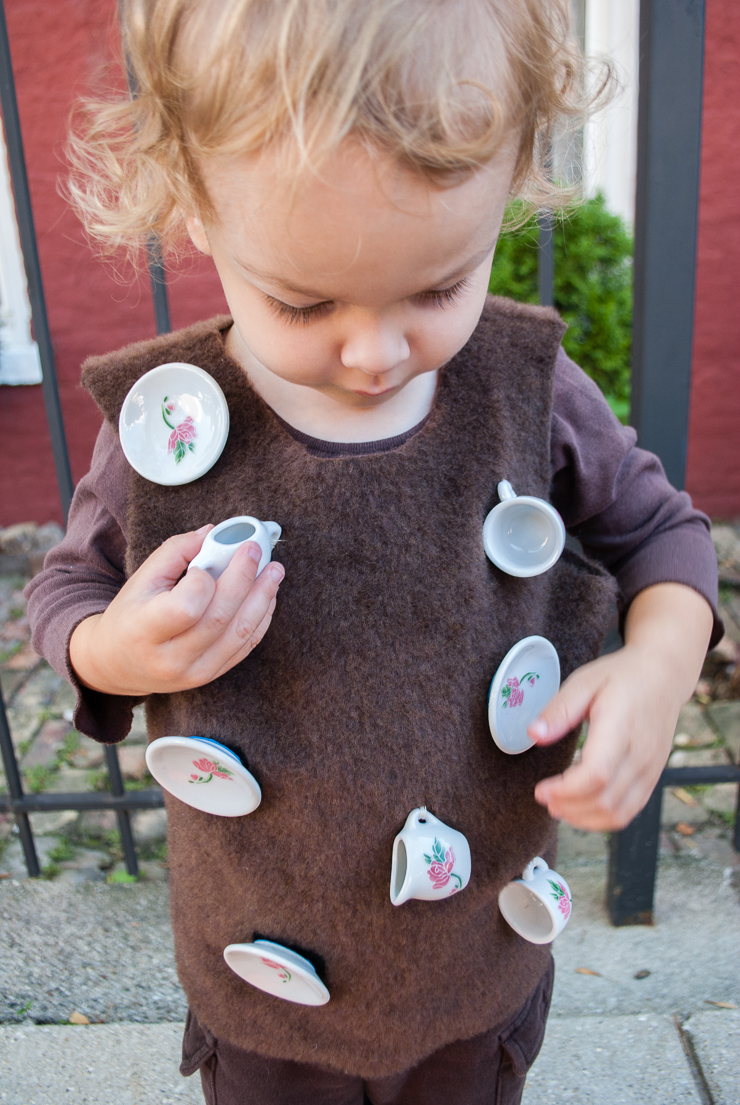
[390,807,471,906]
[188,515,281,580]
[498,857,572,944]
[482,480,565,577]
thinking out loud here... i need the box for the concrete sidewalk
[0,844,738,1104]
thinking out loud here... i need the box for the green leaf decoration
[433,838,446,863]
[548,879,565,898]
[174,439,186,464]
[188,441,195,453]
[423,853,432,865]
[501,685,511,698]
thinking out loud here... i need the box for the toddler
[28,2,719,1102]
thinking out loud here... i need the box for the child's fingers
[527,659,606,745]
[182,549,284,675]
[190,543,283,645]
[207,595,279,681]
[537,765,650,831]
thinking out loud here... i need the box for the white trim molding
[583,0,640,226]
[0,115,41,385]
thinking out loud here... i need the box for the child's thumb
[527,664,601,745]
[138,525,214,591]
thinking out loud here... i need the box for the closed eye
[264,296,334,326]
[264,274,472,326]
[414,276,472,308]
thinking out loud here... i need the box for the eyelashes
[415,277,472,309]
[266,298,334,326]
[264,276,472,326]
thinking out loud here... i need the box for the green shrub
[489,194,633,422]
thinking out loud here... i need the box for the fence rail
[1,0,736,921]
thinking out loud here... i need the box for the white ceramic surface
[187,516,281,580]
[390,807,471,906]
[482,480,565,577]
[488,635,560,754]
[223,939,330,1006]
[498,856,572,944]
[119,363,230,486]
[145,736,261,817]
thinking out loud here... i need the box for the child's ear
[186,213,212,256]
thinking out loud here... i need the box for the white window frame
[0,114,42,385]
[583,0,640,227]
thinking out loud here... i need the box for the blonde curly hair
[67,0,608,257]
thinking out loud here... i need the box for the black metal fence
[0,0,737,917]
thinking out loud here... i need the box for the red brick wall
[0,0,227,527]
[686,0,740,519]
[1,0,738,524]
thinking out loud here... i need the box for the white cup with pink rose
[390,807,471,906]
[498,856,572,943]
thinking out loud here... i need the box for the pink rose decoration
[426,845,457,890]
[168,416,197,452]
[189,756,233,783]
[428,861,450,889]
[261,958,281,969]
[192,758,218,773]
[507,678,525,708]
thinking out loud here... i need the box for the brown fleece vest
[82,297,615,1078]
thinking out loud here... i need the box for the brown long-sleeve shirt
[25,346,721,744]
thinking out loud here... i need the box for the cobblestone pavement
[2,524,739,886]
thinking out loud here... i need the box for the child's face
[187,141,516,409]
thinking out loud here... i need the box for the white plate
[224,939,330,1006]
[119,363,229,486]
[487,636,560,754]
[145,736,261,816]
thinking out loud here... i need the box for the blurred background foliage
[489,194,633,423]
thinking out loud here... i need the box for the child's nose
[340,318,410,376]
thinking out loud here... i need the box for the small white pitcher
[482,481,565,577]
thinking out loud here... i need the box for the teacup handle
[497,480,517,502]
[522,856,548,881]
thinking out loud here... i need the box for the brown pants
[180,959,553,1105]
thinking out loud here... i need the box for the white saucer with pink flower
[145,735,261,816]
[487,635,561,755]
[119,362,230,486]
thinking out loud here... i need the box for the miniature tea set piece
[390,807,471,906]
[145,736,262,817]
[187,516,282,580]
[498,857,572,944]
[488,635,560,755]
[223,939,331,1006]
[482,480,565,577]
[119,363,230,486]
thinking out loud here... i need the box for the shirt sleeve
[24,419,143,744]
[550,347,723,647]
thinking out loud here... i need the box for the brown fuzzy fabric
[81,297,616,1078]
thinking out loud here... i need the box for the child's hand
[529,583,714,832]
[69,525,284,697]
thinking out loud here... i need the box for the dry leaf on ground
[575,968,602,976]
[704,1000,738,1009]
[676,822,696,836]
[68,1011,90,1025]
[673,788,699,807]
